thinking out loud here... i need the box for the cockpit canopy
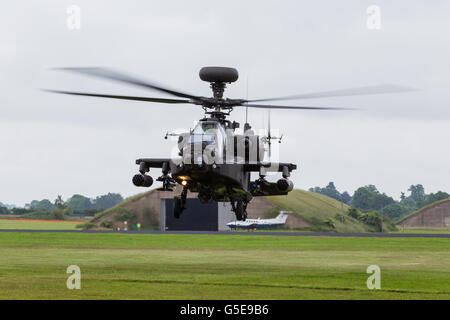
[183,121,226,165]
[193,122,218,133]
[188,122,219,145]
[181,120,264,165]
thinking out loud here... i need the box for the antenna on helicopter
[245,75,249,123]
[266,109,284,160]
[244,75,251,133]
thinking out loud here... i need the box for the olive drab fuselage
[135,116,296,219]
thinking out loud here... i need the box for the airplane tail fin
[276,211,289,223]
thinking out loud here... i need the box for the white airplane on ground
[226,211,290,230]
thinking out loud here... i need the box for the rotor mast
[210,82,226,100]
[210,81,227,116]
[199,66,240,119]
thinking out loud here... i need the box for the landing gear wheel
[173,196,183,219]
[242,201,248,221]
[235,200,244,221]
[198,192,211,204]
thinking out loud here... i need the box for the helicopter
[46,66,415,221]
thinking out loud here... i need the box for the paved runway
[0,229,449,238]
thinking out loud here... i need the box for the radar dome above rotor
[199,66,239,83]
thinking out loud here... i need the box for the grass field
[0,232,448,299]
[0,219,86,230]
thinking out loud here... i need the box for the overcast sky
[1,1,450,206]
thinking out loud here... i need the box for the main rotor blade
[242,103,352,110]
[54,67,200,100]
[43,90,192,104]
[247,84,418,103]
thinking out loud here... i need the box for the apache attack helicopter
[46,66,414,221]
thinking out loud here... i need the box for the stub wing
[249,181,289,196]
[136,158,174,168]
[244,162,297,197]
[243,162,297,173]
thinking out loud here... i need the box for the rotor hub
[210,82,226,99]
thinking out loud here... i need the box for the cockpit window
[189,122,218,145]
[193,122,218,134]
[183,121,226,165]
[188,134,215,144]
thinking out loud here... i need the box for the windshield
[188,134,215,144]
[192,122,217,134]
[183,121,226,165]
[189,122,218,144]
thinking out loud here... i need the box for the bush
[51,208,72,220]
[11,208,30,215]
[358,211,383,232]
[75,222,97,230]
[100,220,113,229]
[20,208,73,220]
[347,207,360,219]
[0,206,10,215]
[381,203,405,221]
[324,218,336,230]
[115,208,136,222]
[52,209,65,220]
[308,217,336,232]
[382,215,398,232]
[22,210,54,220]
[265,206,283,218]
[334,213,346,223]
[142,207,159,227]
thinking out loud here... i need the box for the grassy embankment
[91,189,387,232]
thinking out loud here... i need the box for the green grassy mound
[91,190,156,223]
[90,188,390,233]
[397,198,450,224]
[267,190,394,232]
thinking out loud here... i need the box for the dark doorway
[164,198,218,231]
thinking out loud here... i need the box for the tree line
[0,193,124,219]
[309,182,449,221]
